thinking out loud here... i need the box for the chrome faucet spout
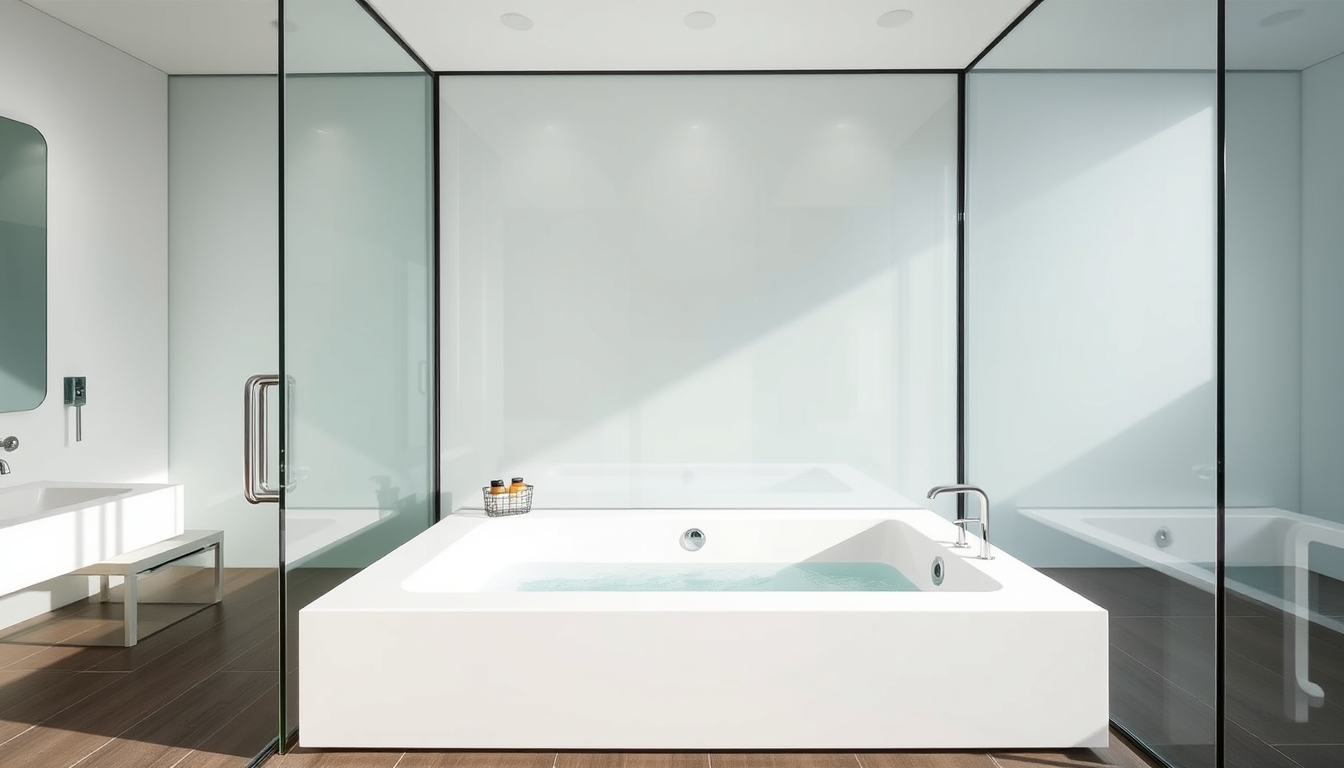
[0,459,9,475]
[927,484,992,560]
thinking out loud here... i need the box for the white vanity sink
[0,481,183,597]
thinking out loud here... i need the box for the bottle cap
[511,477,524,483]
[490,479,505,487]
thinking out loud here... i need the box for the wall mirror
[0,115,47,412]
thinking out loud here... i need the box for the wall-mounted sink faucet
[0,435,17,475]
[927,484,993,560]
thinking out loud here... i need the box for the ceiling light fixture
[501,13,534,31]
[877,10,914,28]
[1259,8,1305,27]
[685,11,716,30]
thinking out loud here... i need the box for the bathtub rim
[302,507,1104,616]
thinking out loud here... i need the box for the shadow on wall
[995,381,1216,568]
[966,71,1219,567]
[441,75,960,510]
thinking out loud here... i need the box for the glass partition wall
[278,0,435,746]
[969,1,1344,767]
[438,73,959,517]
[967,2,1220,766]
[1224,2,1344,766]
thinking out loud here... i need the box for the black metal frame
[271,0,1234,764]
[1215,1,1228,766]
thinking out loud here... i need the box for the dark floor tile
[1149,720,1306,768]
[1224,649,1344,745]
[994,731,1162,768]
[1111,647,1217,747]
[190,680,277,757]
[1111,617,1217,705]
[222,631,278,672]
[402,753,558,768]
[1274,744,1344,768]
[0,668,124,725]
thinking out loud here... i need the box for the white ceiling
[373,0,1034,72]
[17,0,1344,75]
[18,0,1035,74]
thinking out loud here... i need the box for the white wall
[1302,54,1344,552]
[168,76,279,567]
[966,71,1218,567]
[0,0,168,626]
[440,74,959,515]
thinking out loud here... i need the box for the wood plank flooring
[266,730,1162,768]
[0,566,280,768]
[1044,567,1344,768]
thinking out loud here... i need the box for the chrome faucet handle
[926,483,993,560]
[0,436,17,452]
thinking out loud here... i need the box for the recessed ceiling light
[1259,8,1304,27]
[877,10,914,28]
[685,11,716,30]
[501,13,534,32]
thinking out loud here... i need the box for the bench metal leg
[123,573,138,647]
[213,541,224,604]
[99,575,110,603]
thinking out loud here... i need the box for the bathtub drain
[1154,527,1173,549]
[681,528,706,551]
[931,557,945,587]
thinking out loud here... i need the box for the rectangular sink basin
[0,485,134,524]
[0,481,184,598]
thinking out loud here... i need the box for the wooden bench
[72,530,223,647]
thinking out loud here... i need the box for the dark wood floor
[0,566,280,768]
[1045,567,1344,768]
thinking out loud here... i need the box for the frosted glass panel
[280,0,433,744]
[441,74,957,514]
[966,68,1217,767]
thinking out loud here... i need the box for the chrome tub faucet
[927,484,993,560]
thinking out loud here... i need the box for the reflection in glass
[439,74,959,518]
[279,0,434,745]
[1226,1,1344,765]
[968,2,1218,766]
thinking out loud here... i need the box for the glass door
[277,0,435,746]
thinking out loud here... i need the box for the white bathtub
[300,508,1107,750]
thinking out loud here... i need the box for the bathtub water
[485,561,919,592]
[301,508,1108,750]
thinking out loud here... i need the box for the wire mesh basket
[483,485,533,517]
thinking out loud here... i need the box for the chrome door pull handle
[244,374,280,504]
